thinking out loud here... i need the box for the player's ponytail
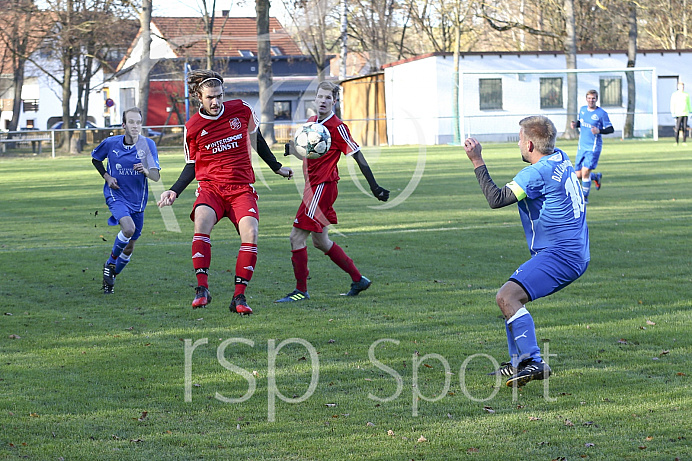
[188,70,224,100]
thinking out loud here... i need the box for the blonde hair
[317,81,339,99]
[519,116,557,155]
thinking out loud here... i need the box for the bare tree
[638,0,691,49]
[0,0,40,134]
[138,0,152,126]
[256,0,276,144]
[281,0,340,78]
[481,0,580,138]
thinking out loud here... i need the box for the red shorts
[191,181,259,230]
[293,181,338,233]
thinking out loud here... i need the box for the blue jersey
[91,135,160,212]
[506,149,589,261]
[577,106,612,153]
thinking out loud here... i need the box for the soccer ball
[294,122,331,159]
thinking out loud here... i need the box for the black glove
[371,185,390,202]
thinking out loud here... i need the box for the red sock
[291,247,309,292]
[326,243,361,282]
[234,243,257,296]
[192,233,211,288]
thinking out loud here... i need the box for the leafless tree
[0,0,41,135]
[256,0,276,144]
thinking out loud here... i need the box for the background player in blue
[92,107,160,294]
[463,115,590,387]
[570,89,614,203]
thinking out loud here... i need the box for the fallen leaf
[646,436,654,441]
[387,430,395,436]
[30,413,39,417]
[565,419,574,426]
[467,447,479,453]
[394,246,401,250]
[328,339,336,343]
[130,439,143,443]
[617,339,628,344]
[483,406,495,413]
[529,416,541,421]
[4,313,12,316]
[417,436,428,443]
[366,421,375,427]
[660,350,670,356]
[423,363,433,368]
[325,403,337,407]
[137,411,148,422]
[638,446,647,450]
[9,334,20,340]
[646,320,655,325]
[677,372,686,376]
[585,443,595,447]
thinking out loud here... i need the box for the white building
[383,50,692,145]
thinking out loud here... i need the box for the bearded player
[275,81,389,303]
[158,70,293,315]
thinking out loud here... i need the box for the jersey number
[565,172,585,218]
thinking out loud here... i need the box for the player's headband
[200,77,223,87]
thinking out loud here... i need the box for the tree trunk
[138,0,153,126]
[624,2,637,139]
[256,0,276,145]
[563,0,578,139]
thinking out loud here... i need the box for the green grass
[0,139,690,460]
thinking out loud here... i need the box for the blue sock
[108,231,131,264]
[507,307,541,365]
[115,253,131,275]
[505,322,519,365]
[581,178,591,199]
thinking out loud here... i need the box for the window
[479,79,502,110]
[600,77,622,106]
[540,77,563,109]
[238,50,254,57]
[274,101,292,120]
[23,99,39,112]
[120,88,136,114]
[271,46,282,56]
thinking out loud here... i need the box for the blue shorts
[106,197,144,240]
[575,148,601,171]
[509,249,589,302]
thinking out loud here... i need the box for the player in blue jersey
[92,107,160,294]
[464,115,590,387]
[570,89,614,203]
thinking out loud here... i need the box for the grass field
[0,139,690,460]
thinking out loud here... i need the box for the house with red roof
[105,14,323,130]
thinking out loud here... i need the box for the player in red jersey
[275,81,389,303]
[158,70,293,315]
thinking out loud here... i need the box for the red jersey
[304,112,359,184]
[184,99,259,184]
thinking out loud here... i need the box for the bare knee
[311,233,332,253]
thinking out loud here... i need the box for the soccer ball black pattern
[294,122,331,159]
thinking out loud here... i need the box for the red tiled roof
[152,16,303,58]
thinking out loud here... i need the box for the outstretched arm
[252,129,293,179]
[352,151,389,201]
[158,162,195,207]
